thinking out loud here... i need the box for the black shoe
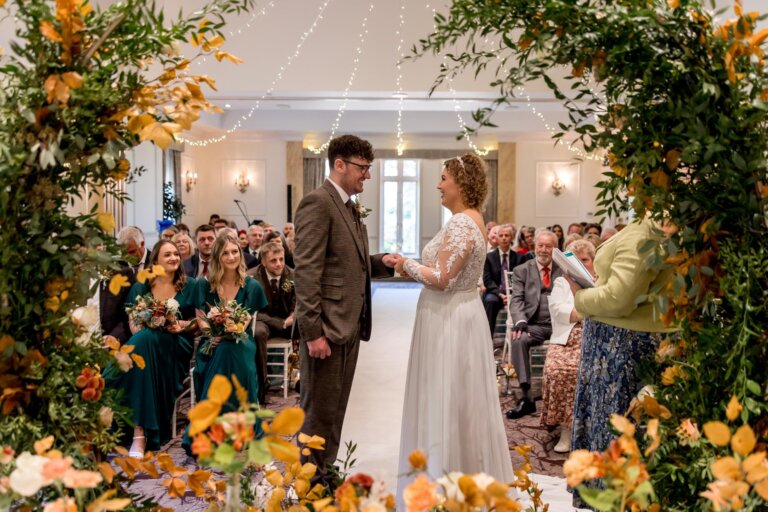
[506,398,536,419]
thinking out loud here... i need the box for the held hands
[307,336,332,359]
[383,253,403,269]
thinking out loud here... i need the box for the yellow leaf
[202,34,225,51]
[186,470,211,497]
[127,113,155,134]
[264,407,304,436]
[703,421,732,446]
[120,344,135,354]
[731,425,757,457]
[198,18,211,30]
[265,469,283,487]
[188,400,223,436]
[86,489,132,512]
[40,20,63,42]
[96,212,115,232]
[754,480,768,501]
[231,374,248,407]
[44,75,71,104]
[163,477,187,499]
[267,436,300,464]
[151,264,166,277]
[61,71,84,89]
[667,0,680,9]
[294,478,310,498]
[311,498,333,511]
[136,268,153,284]
[610,414,636,437]
[726,395,743,421]
[98,461,116,484]
[298,462,317,480]
[645,419,661,456]
[744,452,768,484]
[130,353,145,370]
[214,51,243,64]
[298,433,326,451]
[34,435,54,455]
[207,374,233,405]
[109,274,130,296]
[711,457,741,481]
[139,122,175,150]
[749,27,768,47]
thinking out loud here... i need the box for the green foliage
[0,0,253,508]
[416,0,768,509]
[162,181,186,222]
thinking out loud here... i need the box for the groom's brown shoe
[506,398,536,419]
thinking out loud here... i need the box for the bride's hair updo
[443,153,488,210]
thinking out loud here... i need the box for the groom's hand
[382,253,402,268]
[307,336,332,359]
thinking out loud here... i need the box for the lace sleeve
[403,215,476,291]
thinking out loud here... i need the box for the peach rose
[61,469,103,489]
[42,456,73,480]
[563,450,603,488]
[43,497,77,512]
[403,474,438,512]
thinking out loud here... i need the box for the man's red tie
[542,266,551,288]
[202,260,209,276]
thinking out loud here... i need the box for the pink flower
[42,456,73,480]
[403,474,438,512]
[61,469,103,489]
[1,446,14,464]
[113,350,133,372]
[43,497,77,512]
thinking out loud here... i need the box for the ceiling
[1,0,764,147]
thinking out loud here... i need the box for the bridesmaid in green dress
[107,240,196,457]
[182,234,266,453]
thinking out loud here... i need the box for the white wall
[514,142,606,230]
[125,142,164,248]
[183,137,288,231]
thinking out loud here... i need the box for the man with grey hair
[601,226,618,243]
[117,226,149,272]
[506,229,563,419]
[246,224,264,267]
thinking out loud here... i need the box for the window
[380,159,419,257]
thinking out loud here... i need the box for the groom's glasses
[341,159,372,173]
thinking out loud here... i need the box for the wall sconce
[184,170,198,192]
[551,175,566,196]
[235,171,250,193]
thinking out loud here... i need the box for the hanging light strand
[394,0,407,156]
[307,2,376,154]
[179,0,333,147]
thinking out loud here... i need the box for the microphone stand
[233,199,251,226]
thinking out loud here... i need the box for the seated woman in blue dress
[182,234,267,454]
[106,240,196,457]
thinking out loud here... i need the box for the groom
[294,135,400,487]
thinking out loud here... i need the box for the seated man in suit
[245,224,264,269]
[183,224,216,278]
[506,229,562,419]
[247,240,296,406]
[482,224,523,334]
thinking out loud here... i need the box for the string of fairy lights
[305,2,376,155]
[180,0,601,159]
[178,0,333,147]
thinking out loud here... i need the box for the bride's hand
[394,257,407,276]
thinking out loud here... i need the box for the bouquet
[125,294,180,329]
[198,300,252,355]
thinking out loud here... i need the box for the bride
[395,154,514,493]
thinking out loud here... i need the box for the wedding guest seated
[487,225,500,252]
[182,234,266,454]
[516,226,535,255]
[248,240,296,405]
[506,230,562,419]
[567,222,583,236]
[118,226,150,272]
[213,218,230,235]
[237,229,249,251]
[550,224,565,250]
[245,224,264,269]
[172,231,195,261]
[175,222,190,236]
[585,223,602,236]
[482,224,524,334]
[283,222,296,252]
[105,240,196,457]
[208,213,220,225]
[540,240,596,453]
[264,231,294,269]
[585,233,602,249]
[261,222,276,237]
[563,232,583,250]
[160,225,178,241]
[183,224,216,278]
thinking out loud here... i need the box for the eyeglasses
[341,159,372,172]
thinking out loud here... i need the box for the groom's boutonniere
[354,197,372,220]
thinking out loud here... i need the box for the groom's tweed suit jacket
[294,180,392,345]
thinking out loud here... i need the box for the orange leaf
[34,435,54,455]
[187,470,212,497]
[188,400,223,436]
[711,456,741,481]
[703,421,731,446]
[214,51,243,64]
[731,425,757,457]
[98,462,116,484]
[61,71,84,89]
[108,274,130,296]
[232,374,248,406]
[726,395,742,421]
[163,477,187,499]
[264,407,304,436]
[113,457,135,479]
[267,436,300,464]
[141,461,159,479]
[130,353,145,369]
[40,21,63,42]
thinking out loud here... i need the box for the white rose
[9,452,50,496]
[436,472,465,502]
[359,498,387,512]
[165,298,180,314]
[72,304,100,331]
[471,472,495,491]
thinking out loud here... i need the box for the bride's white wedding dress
[398,213,515,492]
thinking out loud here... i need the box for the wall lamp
[185,170,198,192]
[235,171,250,193]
